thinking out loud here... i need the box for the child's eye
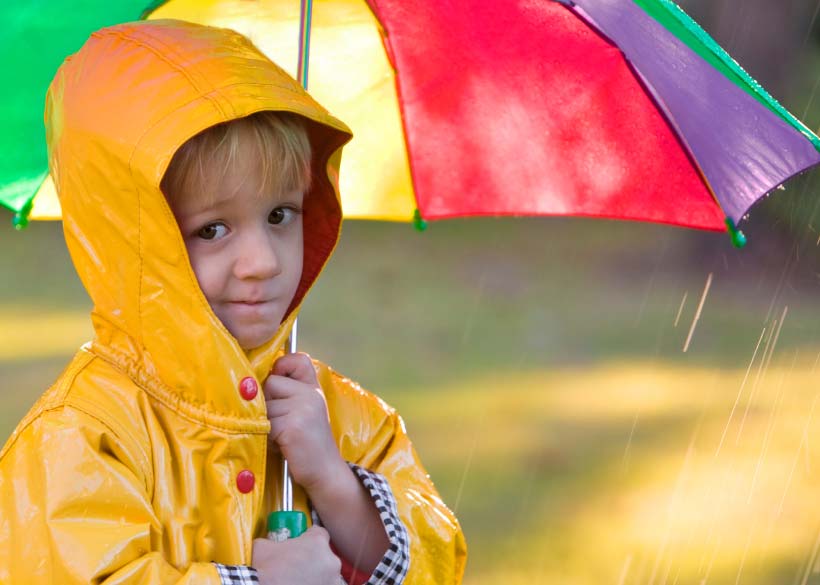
[269,207,300,226]
[197,222,228,240]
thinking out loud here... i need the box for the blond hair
[161,111,312,205]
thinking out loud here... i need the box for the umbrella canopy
[3,0,820,244]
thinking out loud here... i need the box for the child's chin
[235,329,277,351]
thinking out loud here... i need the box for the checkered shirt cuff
[214,563,259,584]
[348,463,411,585]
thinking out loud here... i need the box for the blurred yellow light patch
[0,307,91,360]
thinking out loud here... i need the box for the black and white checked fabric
[214,563,259,584]
[348,463,411,585]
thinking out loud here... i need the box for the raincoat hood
[46,19,352,421]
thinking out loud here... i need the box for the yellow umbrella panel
[31,0,417,223]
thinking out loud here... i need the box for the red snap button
[236,470,255,493]
[239,377,258,400]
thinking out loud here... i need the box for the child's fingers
[265,396,293,419]
[263,373,314,401]
[271,352,318,383]
[267,392,327,433]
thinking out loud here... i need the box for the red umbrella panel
[363,0,820,237]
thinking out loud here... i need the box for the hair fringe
[161,111,312,206]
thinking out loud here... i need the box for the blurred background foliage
[5,1,820,583]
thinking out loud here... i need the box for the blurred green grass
[4,208,820,583]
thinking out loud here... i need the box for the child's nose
[234,232,281,280]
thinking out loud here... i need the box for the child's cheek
[187,247,223,306]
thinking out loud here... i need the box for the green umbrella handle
[267,510,308,542]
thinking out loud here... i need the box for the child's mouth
[226,300,276,318]
[229,298,273,305]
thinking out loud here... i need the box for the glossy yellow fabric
[30,0,418,223]
[0,20,466,584]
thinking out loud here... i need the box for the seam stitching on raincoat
[50,349,96,405]
[253,434,267,555]
[93,28,342,117]
[226,437,247,559]
[138,31,230,119]
[227,437,242,557]
[329,369,396,415]
[94,29,228,119]
[89,345,270,434]
[6,348,154,488]
[63,399,154,494]
[205,81,324,100]
[97,29,224,346]
[0,351,94,460]
[135,159,144,348]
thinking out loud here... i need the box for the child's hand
[252,526,342,585]
[264,353,348,493]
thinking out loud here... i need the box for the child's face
[169,149,304,351]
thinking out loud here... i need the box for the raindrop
[621,412,639,472]
[803,0,820,46]
[452,406,486,515]
[616,555,633,585]
[715,326,766,458]
[683,273,713,353]
[775,388,818,520]
[796,525,820,585]
[746,351,792,505]
[737,307,788,444]
[735,518,757,585]
[674,291,689,328]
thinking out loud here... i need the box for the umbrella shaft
[297,0,313,89]
[282,459,293,511]
[286,0,308,514]
[282,319,298,511]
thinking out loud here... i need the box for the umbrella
[3,0,820,247]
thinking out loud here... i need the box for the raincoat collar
[46,20,352,427]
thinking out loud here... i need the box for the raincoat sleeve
[317,363,468,585]
[0,404,228,584]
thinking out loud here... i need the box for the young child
[0,19,466,585]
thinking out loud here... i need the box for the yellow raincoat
[0,20,466,584]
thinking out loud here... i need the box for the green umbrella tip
[413,209,428,232]
[12,200,34,231]
[724,217,747,249]
[12,214,29,230]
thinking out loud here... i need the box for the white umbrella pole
[281,0,313,515]
[282,318,298,512]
